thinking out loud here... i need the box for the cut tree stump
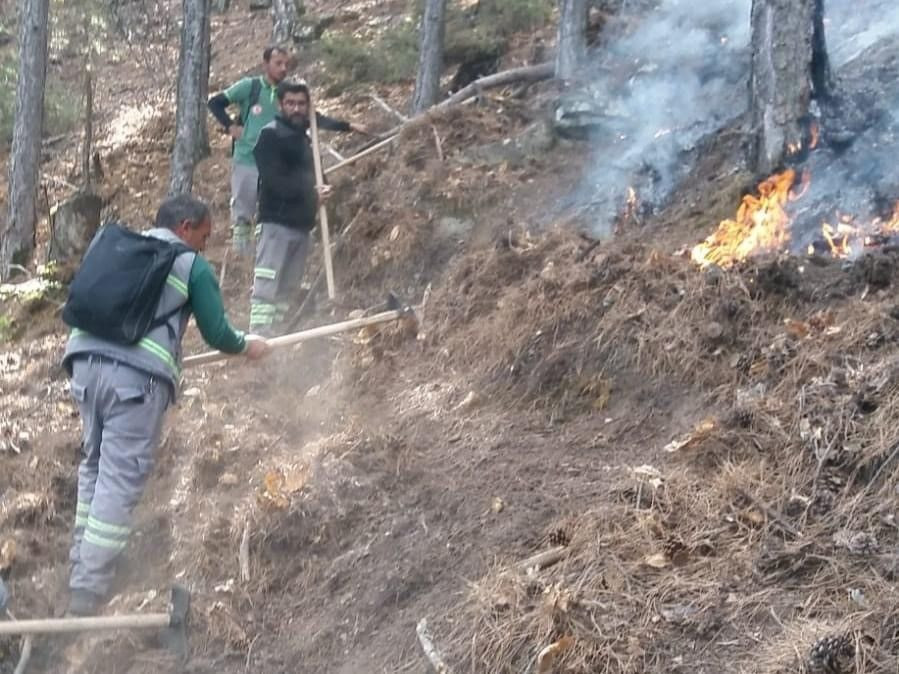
[47,191,102,266]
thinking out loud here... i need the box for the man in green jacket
[208,46,368,256]
[62,194,269,616]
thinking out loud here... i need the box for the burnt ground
[5,2,899,674]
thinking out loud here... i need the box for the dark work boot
[64,589,103,617]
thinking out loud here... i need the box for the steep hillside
[4,1,899,674]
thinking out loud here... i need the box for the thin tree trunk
[555,0,587,80]
[2,0,49,278]
[271,0,299,43]
[750,0,833,175]
[411,0,447,114]
[196,3,211,160]
[169,0,210,194]
[82,68,93,190]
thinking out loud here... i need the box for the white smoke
[826,0,899,66]
[568,0,899,238]
[566,0,751,235]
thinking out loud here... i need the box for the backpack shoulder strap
[147,245,195,332]
[241,77,263,125]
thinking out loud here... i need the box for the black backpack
[62,223,191,344]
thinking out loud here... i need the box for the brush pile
[424,233,899,673]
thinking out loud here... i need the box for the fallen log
[437,61,553,109]
[326,62,555,174]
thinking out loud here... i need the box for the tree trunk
[2,0,49,279]
[555,0,587,81]
[750,0,834,175]
[196,3,211,160]
[271,0,300,43]
[169,0,210,195]
[410,0,447,114]
[82,68,94,189]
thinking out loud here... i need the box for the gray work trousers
[250,223,310,335]
[230,161,259,254]
[68,355,170,596]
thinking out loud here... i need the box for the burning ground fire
[691,169,899,268]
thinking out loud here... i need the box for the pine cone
[847,531,878,556]
[663,537,689,564]
[548,529,570,547]
[726,406,753,429]
[807,633,854,673]
[810,487,837,517]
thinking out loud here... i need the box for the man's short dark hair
[276,80,309,102]
[263,46,288,62]
[155,194,210,230]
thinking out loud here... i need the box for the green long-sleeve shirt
[188,255,246,353]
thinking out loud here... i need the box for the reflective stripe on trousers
[68,355,170,596]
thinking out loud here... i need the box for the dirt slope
[5,2,899,674]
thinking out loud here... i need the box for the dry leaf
[643,552,670,569]
[0,540,16,571]
[282,464,310,494]
[536,635,575,674]
[633,465,664,489]
[491,497,505,513]
[783,318,810,339]
[257,470,289,510]
[456,391,481,410]
[745,509,765,525]
[663,418,717,453]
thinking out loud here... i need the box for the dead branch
[13,635,32,674]
[324,143,345,162]
[516,545,567,572]
[41,134,67,147]
[416,618,452,673]
[735,488,801,539]
[324,134,398,175]
[6,610,33,674]
[218,246,230,288]
[325,62,554,176]
[239,518,250,583]
[416,282,432,341]
[369,93,408,122]
[45,175,79,190]
[285,208,364,330]
[437,62,553,109]
[430,125,444,161]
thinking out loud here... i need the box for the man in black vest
[250,80,332,335]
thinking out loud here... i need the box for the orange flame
[693,165,899,268]
[691,169,799,268]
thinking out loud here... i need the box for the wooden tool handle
[183,308,407,368]
[0,613,170,635]
[307,95,336,299]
